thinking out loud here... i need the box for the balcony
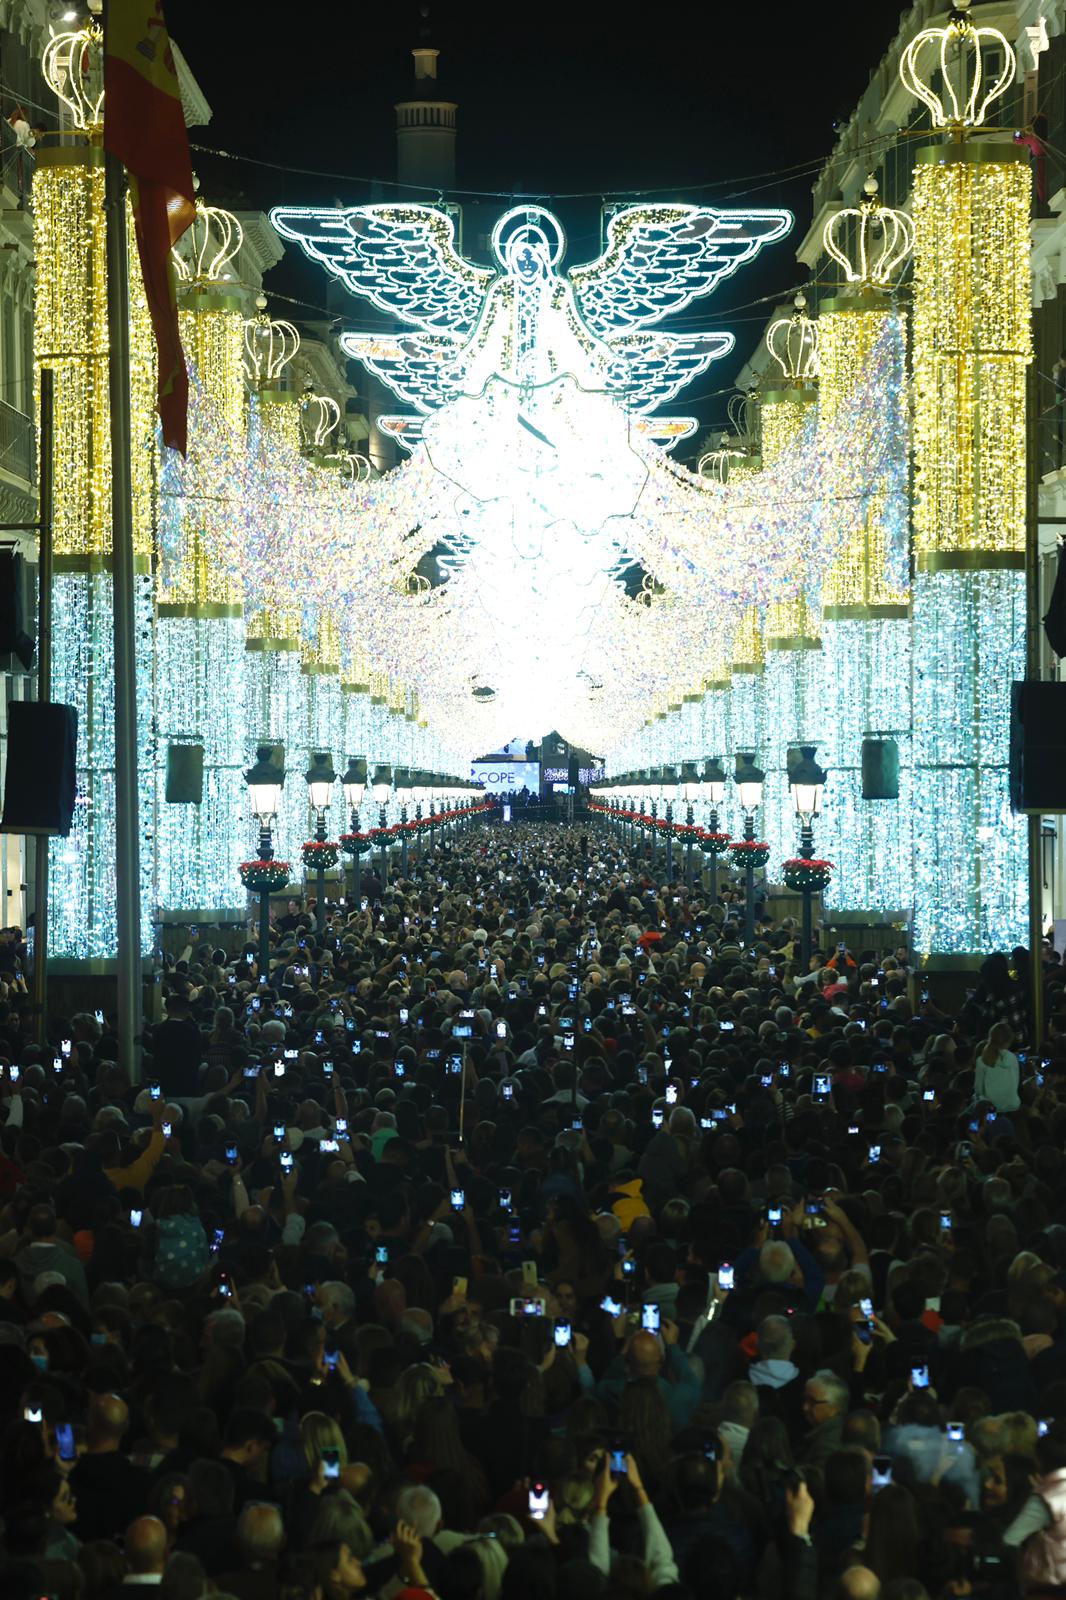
[0,399,35,490]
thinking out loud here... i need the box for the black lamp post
[701,756,727,907]
[427,773,438,853]
[412,770,428,860]
[680,761,700,886]
[661,765,679,884]
[305,751,336,936]
[245,744,284,984]
[789,744,827,968]
[342,754,367,909]
[372,763,392,882]
[395,767,411,876]
[734,751,765,949]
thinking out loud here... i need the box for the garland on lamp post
[728,839,770,871]
[238,859,291,893]
[782,857,834,892]
[699,830,732,853]
[340,831,373,856]
[301,840,340,871]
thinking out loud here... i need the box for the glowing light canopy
[253,197,914,747]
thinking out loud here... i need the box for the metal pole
[103,150,143,1083]
[379,805,387,882]
[685,802,694,886]
[799,818,815,968]
[260,886,270,981]
[400,804,409,875]
[665,802,674,884]
[743,811,756,948]
[314,809,326,936]
[31,368,54,1045]
[258,821,273,981]
[1025,358,1045,1050]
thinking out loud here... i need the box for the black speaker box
[567,756,580,789]
[0,551,35,670]
[1010,681,1066,814]
[861,738,899,800]
[0,701,77,835]
[165,742,204,804]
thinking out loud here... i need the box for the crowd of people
[1,819,1066,1600]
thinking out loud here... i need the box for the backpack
[153,1213,209,1289]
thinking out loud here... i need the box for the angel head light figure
[491,206,566,284]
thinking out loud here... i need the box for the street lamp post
[342,754,367,909]
[701,757,727,908]
[395,768,411,877]
[244,745,284,984]
[734,751,766,950]
[412,770,427,861]
[305,751,336,937]
[789,744,827,968]
[371,763,392,883]
[680,761,700,886]
[661,765,678,884]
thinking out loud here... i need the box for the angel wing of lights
[269,203,493,335]
[633,417,698,447]
[569,205,793,339]
[339,331,465,414]
[604,331,734,413]
[378,416,425,453]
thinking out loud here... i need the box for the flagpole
[103,132,144,1084]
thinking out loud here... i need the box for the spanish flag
[104,0,196,455]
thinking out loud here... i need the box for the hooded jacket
[955,1318,1036,1414]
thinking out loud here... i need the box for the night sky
[167,0,910,441]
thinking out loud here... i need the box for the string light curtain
[817,181,913,917]
[903,15,1030,958]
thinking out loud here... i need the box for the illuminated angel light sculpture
[271,201,792,450]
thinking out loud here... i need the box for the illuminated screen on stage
[471,761,540,793]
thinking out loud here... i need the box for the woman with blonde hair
[389,1363,441,1455]
[973,1021,1020,1113]
[301,1411,347,1474]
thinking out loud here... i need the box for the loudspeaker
[567,755,580,789]
[165,742,204,804]
[1010,681,1066,813]
[861,738,899,800]
[0,551,34,670]
[0,701,77,835]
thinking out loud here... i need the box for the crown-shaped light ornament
[299,382,341,453]
[727,387,758,441]
[325,450,373,484]
[765,293,819,383]
[42,23,104,132]
[698,432,745,482]
[242,294,301,384]
[173,193,244,283]
[823,176,914,288]
[899,0,1016,129]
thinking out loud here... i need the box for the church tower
[395,13,457,193]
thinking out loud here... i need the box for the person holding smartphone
[587,1451,678,1584]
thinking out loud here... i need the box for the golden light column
[35,25,155,960]
[726,424,768,840]
[817,176,913,919]
[697,431,748,838]
[298,387,348,886]
[759,295,820,872]
[155,198,249,915]
[241,300,308,861]
[900,4,1030,958]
